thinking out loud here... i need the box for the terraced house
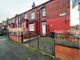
[6,0,70,42]
[0,0,80,60]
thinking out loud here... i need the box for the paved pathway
[0,36,55,60]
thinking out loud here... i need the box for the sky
[0,0,79,26]
[0,0,49,23]
[70,0,79,26]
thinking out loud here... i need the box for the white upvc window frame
[22,22,26,28]
[42,8,46,17]
[18,16,21,24]
[31,12,35,20]
[3,21,6,25]
[16,18,18,24]
[29,24,34,31]
[25,13,27,19]
[15,17,19,28]
[12,18,15,23]
[22,22,24,28]
[9,20,11,24]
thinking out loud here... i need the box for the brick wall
[55,45,80,60]
[46,0,70,33]
[9,35,23,43]
[46,0,70,19]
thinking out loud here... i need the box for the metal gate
[25,36,55,55]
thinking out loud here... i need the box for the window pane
[16,17,18,23]
[29,24,34,31]
[42,8,46,17]
[31,12,35,19]
[25,14,27,19]
[22,22,26,28]
[9,20,11,24]
[22,23,24,28]
[12,18,15,23]
[19,17,20,23]
[24,22,26,28]
[16,17,19,27]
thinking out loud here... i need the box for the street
[0,36,55,60]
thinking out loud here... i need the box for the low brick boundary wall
[9,35,23,43]
[8,32,37,43]
[23,32,37,39]
[55,45,80,60]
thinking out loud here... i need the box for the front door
[42,22,46,35]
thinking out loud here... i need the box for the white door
[42,22,46,35]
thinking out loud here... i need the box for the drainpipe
[37,9,41,35]
[37,7,42,49]
[15,15,19,42]
[37,11,39,35]
[36,10,40,49]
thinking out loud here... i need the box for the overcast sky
[0,0,79,26]
[0,0,49,23]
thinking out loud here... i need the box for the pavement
[0,36,56,60]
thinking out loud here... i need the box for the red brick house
[4,1,80,60]
[17,0,70,35]
[17,0,70,34]
[8,0,70,42]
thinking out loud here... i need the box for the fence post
[21,32,23,43]
[37,35,40,49]
[50,32,55,56]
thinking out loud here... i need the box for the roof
[9,0,54,20]
[18,0,54,15]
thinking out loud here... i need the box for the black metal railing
[55,33,80,48]
[23,32,80,56]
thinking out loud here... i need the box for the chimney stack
[32,2,36,8]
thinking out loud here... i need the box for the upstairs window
[22,22,26,28]
[9,20,12,24]
[29,24,34,31]
[31,12,35,20]
[3,21,6,25]
[12,18,15,23]
[18,17,21,23]
[42,8,46,17]
[25,13,27,19]
[15,17,19,27]
[16,18,18,24]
